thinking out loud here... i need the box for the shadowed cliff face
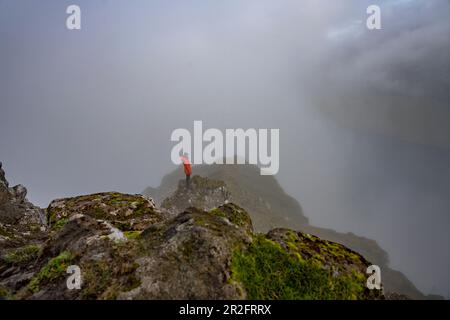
[0,166,384,300]
[143,164,426,299]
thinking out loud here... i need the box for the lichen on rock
[47,192,162,232]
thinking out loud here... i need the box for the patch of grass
[52,218,69,231]
[230,235,367,300]
[210,208,226,218]
[133,201,151,216]
[92,205,107,219]
[80,244,140,299]
[105,193,128,206]
[123,231,141,239]
[28,251,75,293]
[80,260,114,299]
[2,244,41,264]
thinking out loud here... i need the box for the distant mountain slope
[143,164,426,299]
[144,164,308,231]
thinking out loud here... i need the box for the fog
[1,0,449,296]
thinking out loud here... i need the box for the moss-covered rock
[47,192,162,232]
[123,231,141,239]
[78,241,141,300]
[28,251,75,293]
[230,233,381,300]
[120,206,252,299]
[210,203,253,234]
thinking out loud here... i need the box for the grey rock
[0,164,46,250]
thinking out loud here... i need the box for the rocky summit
[0,166,384,300]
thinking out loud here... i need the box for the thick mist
[1,0,449,296]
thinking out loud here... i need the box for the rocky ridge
[144,164,426,299]
[0,166,384,300]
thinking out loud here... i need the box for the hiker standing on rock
[181,153,192,188]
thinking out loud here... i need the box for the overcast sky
[1,0,449,296]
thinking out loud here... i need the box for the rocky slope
[0,165,383,300]
[143,164,426,299]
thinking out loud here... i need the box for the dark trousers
[186,175,191,188]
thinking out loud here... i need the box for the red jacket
[181,156,192,176]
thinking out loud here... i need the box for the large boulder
[119,204,253,300]
[47,192,162,232]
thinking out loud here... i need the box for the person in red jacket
[181,153,192,188]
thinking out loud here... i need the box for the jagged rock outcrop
[0,170,384,300]
[0,162,46,251]
[118,204,253,300]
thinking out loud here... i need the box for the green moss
[194,214,210,227]
[133,201,150,216]
[80,244,140,299]
[230,235,367,300]
[2,244,41,264]
[0,286,12,300]
[48,206,64,226]
[193,214,227,235]
[210,208,226,218]
[285,230,298,243]
[210,205,252,230]
[52,218,69,231]
[28,251,75,293]
[105,193,128,206]
[281,231,364,268]
[123,231,141,239]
